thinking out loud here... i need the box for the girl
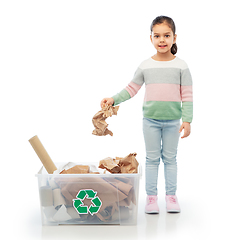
[101,16,193,213]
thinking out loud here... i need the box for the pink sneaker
[165,195,180,213]
[145,195,159,214]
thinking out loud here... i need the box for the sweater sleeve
[112,67,144,106]
[180,66,193,123]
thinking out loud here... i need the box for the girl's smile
[159,45,167,48]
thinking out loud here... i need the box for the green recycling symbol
[73,189,102,215]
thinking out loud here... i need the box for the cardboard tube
[53,188,66,208]
[40,186,53,206]
[29,135,57,174]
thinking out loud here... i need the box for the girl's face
[150,23,177,55]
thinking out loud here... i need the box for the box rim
[35,162,142,177]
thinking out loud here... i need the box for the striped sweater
[112,57,193,123]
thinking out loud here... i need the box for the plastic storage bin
[36,163,141,225]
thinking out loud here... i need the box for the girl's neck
[152,52,176,61]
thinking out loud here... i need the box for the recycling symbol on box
[73,189,102,215]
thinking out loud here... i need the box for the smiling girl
[101,16,193,213]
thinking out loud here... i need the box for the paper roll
[40,186,53,207]
[29,135,57,174]
[53,188,66,208]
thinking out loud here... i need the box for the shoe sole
[167,209,180,213]
[145,210,159,214]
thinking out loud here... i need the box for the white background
[1,0,233,239]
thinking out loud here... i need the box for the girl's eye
[165,35,170,38]
[154,35,159,38]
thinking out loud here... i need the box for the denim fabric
[143,118,180,195]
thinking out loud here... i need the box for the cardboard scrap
[92,105,119,136]
[60,165,90,174]
[99,153,139,174]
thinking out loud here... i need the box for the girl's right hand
[100,98,114,108]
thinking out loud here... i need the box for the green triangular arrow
[89,205,100,215]
[92,197,102,207]
[77,205,88,214]
[85,190,96,198]
[77,190,86,200]
[73,199,82,208]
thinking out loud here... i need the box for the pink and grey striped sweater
[112,57,193,123]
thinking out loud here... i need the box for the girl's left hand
[179,122,191,138]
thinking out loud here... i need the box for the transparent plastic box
[36,163,141,225]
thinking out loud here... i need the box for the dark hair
[150,15,177,55]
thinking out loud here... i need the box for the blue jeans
[143,118,180,196]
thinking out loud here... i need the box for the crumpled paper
[98,157,121,173]
[99,153,139,174]
[92,105,119,136]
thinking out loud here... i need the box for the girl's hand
[179,122,191,138]
[100,98,114,108]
